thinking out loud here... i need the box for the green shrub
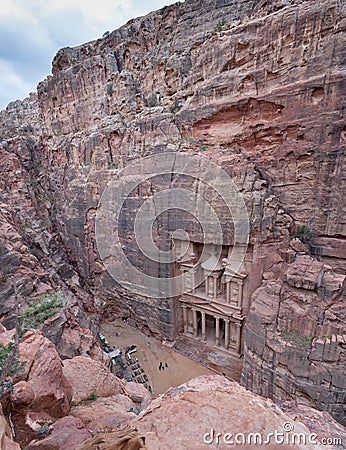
[169,98,182,114]
[146,93,158,108]
[0,341,22,375]
[281,330,313,349]
[21,291,63,332]
[85,393,97,401]
[0,337,25,396]
[106,82,113,97]
[216,18,226,32]
[290,225,315,244]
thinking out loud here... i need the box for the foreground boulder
[17,331,72,418]
[61,355,125,403]
[133,375,344,450]
[71,394,138,433]
[26,416,91,450]
[0,329,72,446]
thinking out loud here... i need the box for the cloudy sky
[0,0,180,110]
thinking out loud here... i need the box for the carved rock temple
[173,240,254,379]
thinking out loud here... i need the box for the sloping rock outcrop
[81,375,343,450]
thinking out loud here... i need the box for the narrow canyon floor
[100,320,213,395]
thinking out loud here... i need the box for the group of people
[158,362,168,371]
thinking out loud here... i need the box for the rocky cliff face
[0,0,345,427]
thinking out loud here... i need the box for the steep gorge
[0,0,345,431]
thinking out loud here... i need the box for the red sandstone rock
[281,400,346,445]
[289,237,309,254]
[284,255,324,290]
[124,382,152,409]
[71,394,137,433]
[133,375,339,450]
[0,404,21,450]
[57,323,105,362]
[62,355,124,403]
[243,271,346,425]
[11,381,35,405]
[19,331,72,418]
[26,416,91,450]
[0,0,345,431]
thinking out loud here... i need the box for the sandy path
[101,320,213,396]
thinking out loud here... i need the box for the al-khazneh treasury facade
[174,239,253,357]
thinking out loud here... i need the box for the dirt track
[100,319,213,396]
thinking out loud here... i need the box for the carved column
[238,281,244,309]
[215,316,220,346]
[235,322,242,354]
[192,308,198,337]
[213,276,217,300]
[201,311,206,342]
[182,305,188,334]
[226,282,230,303]
[224,319,230,350]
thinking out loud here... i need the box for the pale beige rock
[62,355,124,403]
[71,394,137,433]
[133,375,338,450]
[77,425,146,450]
[289,237,309,254]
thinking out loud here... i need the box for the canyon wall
[0,0,345,425]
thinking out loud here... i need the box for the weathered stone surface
[281,400,346,445]
[0,0,345,430]
[62,355,124,403]
[71,394,137,433]
[77,426,146,450]
[10,381,35,406]
[289,238,309,254]
[124,382,152,409]
[0,404,21,450]
[0,329,73,447]
[242,267,346,425]
[26,416,91,450]
[18,331,72,418]
[41,307,104,362]
[133,375,341,450]
[284,255,324,290]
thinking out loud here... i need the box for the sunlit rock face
[0,0,345,425]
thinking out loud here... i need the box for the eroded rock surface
[61,355,124,403]
[133,375,344,450]
[26,416,91,450]
[0,0,345,429]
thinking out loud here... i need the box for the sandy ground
[100,319,213,396]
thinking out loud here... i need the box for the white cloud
[0,59,34,107]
